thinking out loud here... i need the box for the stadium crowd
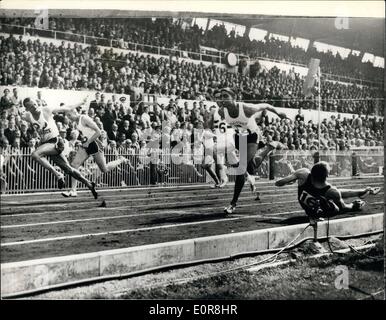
[0,34,383,116]
[0,17,383,82]
[0,86,383,191]
[0,88,383,155]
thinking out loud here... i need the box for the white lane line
[3,181,383,208]
[4,175,380,199]
[2,180,383,207]
[269,202,385,215]
[2,199,384,229]
[1,199,301,228]
[4,181,383,207]
[1,209,309,247]
[1,186,383,224]
[2,209,384,247]
[2,183,383,218]
[1,194,299,218]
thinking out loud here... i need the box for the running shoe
[370,187,381,195]
[57,176,66,189]
[219,177,228,188]
[89,182,98,199]
[224,204,236,214]
[61,190,78,198]
[255,191,261,201]
[359,187,381,199]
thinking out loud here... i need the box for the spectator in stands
[19,121,31,148]
[0,88,13,112]
[295,107,305,122]
[10,88,22,111]
[4,118,18,146]
[141,105,151,129]
[107,122,119,142]
[89,92,101,112]
[36,91,47,107]
[102,100,118,132]
[119,120,131,140]
[1,31,383,116]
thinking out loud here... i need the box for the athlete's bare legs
[63,148,128,196]
[340,186,381,199]
[31,143,66,181]
[228,142,259,209]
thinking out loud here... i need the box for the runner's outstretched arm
[275,168,309,187]
[327,187,363,212]
[242,102,289,120]
[51,96,89,113]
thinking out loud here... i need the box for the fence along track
[0,147,383,194]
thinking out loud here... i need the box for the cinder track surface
[1,177,383,263]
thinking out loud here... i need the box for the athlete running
[212,104,263,195]
[275,161,381,224]
[62,109,130,197]
[21,97,98,199]
[199,107,223,188]
[211,88,288,214]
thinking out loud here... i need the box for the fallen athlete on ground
[275,161,381,224]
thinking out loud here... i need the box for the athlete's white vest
[31,108,59,142]
[212,109,235,151]
[77,115,96,143]
[223,102,261,135]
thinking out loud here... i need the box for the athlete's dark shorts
[233,132,260,175]
[41,137,65,154]
[234,132,258,150]
[85,140,103,155]
[38,137,74,174]
[300,199,339,219]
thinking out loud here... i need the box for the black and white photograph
[0,0,384,309]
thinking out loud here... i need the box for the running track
[1,177,383,263]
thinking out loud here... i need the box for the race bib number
[81,136,88,144]
[299,190,318,209]
[218,121,227,133]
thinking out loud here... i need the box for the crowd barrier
[269,149,384,179]
[0,147,383,194]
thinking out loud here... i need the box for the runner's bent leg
[231,142,258,206]
[69,148,89,192]
[340,187,380,198]
[51,153,93,188]
[31,143,64,179]
[94,152,126,173]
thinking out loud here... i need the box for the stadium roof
[0,9,384,56]
[222,17,384,57]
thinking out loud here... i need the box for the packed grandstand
[0,17,384,192]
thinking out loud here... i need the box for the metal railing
[0,147,383,194]
[0,23,249,65]
[269,150,384,179]
[0,147,209,194]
